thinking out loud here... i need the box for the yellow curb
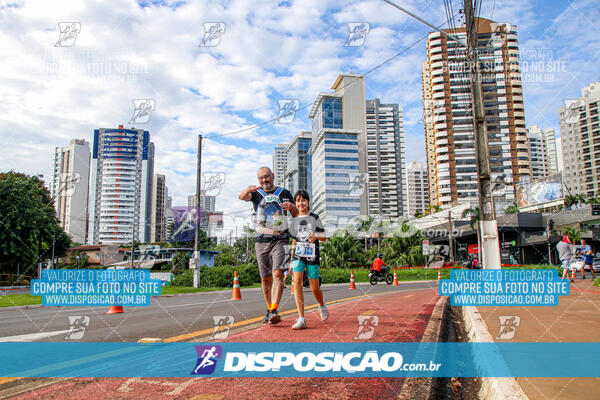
[0,377,21,385]
[137,338,164,343]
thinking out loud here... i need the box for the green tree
[462,207,481,261]
[504,202,519,214]
[171,251,190,269]
[563,227,584,243]
[425,204,442,215]
[0,171,71,276]
[321,233,364,269]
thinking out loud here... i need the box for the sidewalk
[6,288,441,400]
[475,278,600,400]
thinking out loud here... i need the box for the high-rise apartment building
[88,125,154,244]
[273,144,287,187]
[308,74,367,232]
[187,194,216,212]
[543,128,559,174]
[527,125,548,179]
[151,174,166,243]
[422,18,530,206]
[51,139,90,243]
[284,131,312,196]
[422,61,439,206]
[165,193,174,239]
[365,99,407,217]
[556,137,564,172]
[406,161,429,216]
[559,82,600,197]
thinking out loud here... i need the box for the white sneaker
[319,304,329,321]
[291,317,307,330]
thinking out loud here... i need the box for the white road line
[0,329,70,342]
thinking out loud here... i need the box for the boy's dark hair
[294,190,310,202]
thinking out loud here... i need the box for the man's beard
[262,182,275,191]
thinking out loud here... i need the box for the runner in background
[580,239,595,280]
[557,235,574,282]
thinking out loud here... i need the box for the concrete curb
[397,296,448,400]
[0,304,44,312]
[461,306,529,400]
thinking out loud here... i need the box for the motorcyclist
[371,254,389,277]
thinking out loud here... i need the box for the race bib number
[295,242,315,257]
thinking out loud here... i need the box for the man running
[239,167,298,324]
[557,235,574,282]
[580,239,596,280]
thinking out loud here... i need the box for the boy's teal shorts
[291,259,320,280]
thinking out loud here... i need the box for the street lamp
[76,255,80,269]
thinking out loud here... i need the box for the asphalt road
[0,281,436,342]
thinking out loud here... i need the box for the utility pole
[464,0,501,269]
[130,221,135,269]
[383,0,501,269]
[192,135,203,288]
[448,211,454,263]
[51,234,55,269]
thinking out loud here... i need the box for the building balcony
[514,111,525,118]
[434,121,447,129]
[433,91,446,99]
[437,154,450,161]
[429,39,442,47]
[431,67,444,76]
[430,53,443,61]
[436,146,449,154]
[516,142,528,150]
[435,130,448,138]
[432,75,445,84]
[437,138,448,145]
[432,83,445,91]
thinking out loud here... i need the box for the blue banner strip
[1,343,599,378]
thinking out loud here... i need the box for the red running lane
[12,288,439,400]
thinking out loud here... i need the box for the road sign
[422,240,430,255]
[592,204,600,216]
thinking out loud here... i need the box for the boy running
[288,190,328,330]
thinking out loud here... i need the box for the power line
[203,13,459,141]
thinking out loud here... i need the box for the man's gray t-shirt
[556,241,572,261]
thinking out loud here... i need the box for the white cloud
[1,0,598,237]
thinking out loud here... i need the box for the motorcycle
[369,267,394,285]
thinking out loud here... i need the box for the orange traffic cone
[232,271,242,300]
[106,305,124,314]
[393,268,399,286]
[290,274,295,295]
[437,269,442,281]
[349,270,357,290]
[571,270,576,281]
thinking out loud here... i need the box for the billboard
[516,173,563,208]
[170,206,200,242]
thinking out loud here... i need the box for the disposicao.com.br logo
[222,351,440,374]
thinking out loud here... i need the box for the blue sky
[0,0,599,236]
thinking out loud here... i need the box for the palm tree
[563,227,582,243]
[425,204,442,215]
[504,202,519,214]
[321,233,363,269]
[462,207,482,262]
